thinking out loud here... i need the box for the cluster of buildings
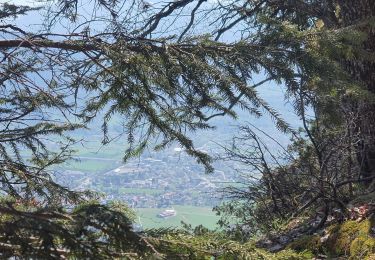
[58,145,238,209]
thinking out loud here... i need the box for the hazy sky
[2,0,42,6]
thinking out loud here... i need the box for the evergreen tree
[136,0,375,184]
[0,0,374,258]
[130,0,375,234]
[0,0,300,257]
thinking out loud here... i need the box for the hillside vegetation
[0,0,374,258]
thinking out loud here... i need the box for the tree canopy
[0,0,374,258]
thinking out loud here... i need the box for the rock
[255,238,273,248]
[269,244,283,252]
[279,235,289,244]
[320,233,330,243]
[370,226,375,237]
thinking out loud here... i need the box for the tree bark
[338,0,375,183]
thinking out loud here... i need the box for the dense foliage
[0,0,374,258]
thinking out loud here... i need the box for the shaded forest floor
[256,193,375,259]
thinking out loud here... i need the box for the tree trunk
[338,0,375,183]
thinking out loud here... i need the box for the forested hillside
[0,0,374,258]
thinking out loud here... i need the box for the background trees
[129,0,375,236]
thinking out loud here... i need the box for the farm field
[135,205,220,230]
[119,188,164,195]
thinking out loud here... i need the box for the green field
[59,159,118,173]
[134,205,220,230]
[119,188,163,195]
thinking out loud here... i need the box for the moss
[350,192,375,205]
[350,236,375,259]
[325,219,375,259]
[287,235,322,254]
[154,233,313,260]
[217,243,313,260]
[325,220,359,256]
[273,249,314,259]
[281,219,375,259]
